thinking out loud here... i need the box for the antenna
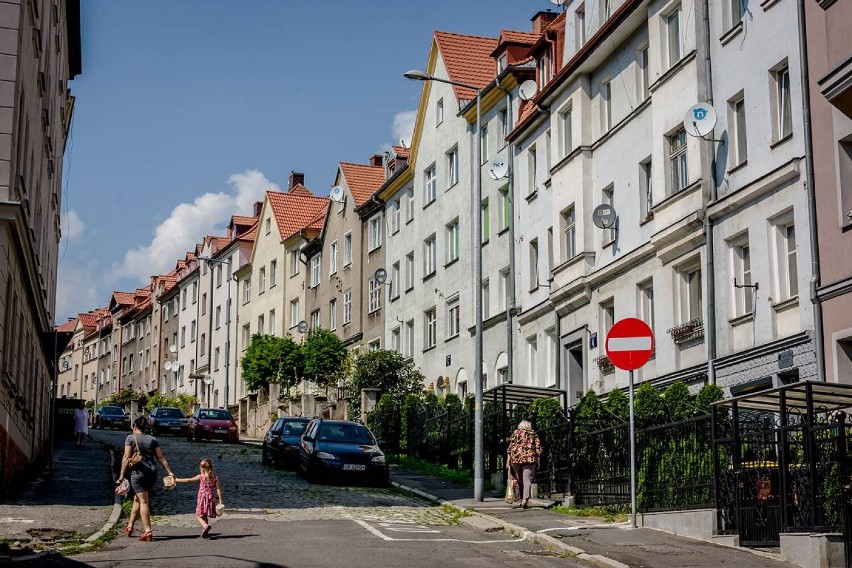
[329,186,345,203]
[487,159,509,181]
[399,138,408,149]
[374,267,388,284]
[684,103,718,140]
[518,80,538,102]
[551,0,569,9]
[592,204,618,230]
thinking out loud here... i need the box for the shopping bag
[504,482,515,504]
[114,479,130,496]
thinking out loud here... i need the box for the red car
[187,408,239,443]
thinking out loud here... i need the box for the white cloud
[391,109,416,147]
[60,209,85,241]
[56,259,107,321]
[111,169,278,282]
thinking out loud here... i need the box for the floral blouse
[507,428,542,465]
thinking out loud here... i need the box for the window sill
[651,179,701,215]
[727,159,748,175]
[290,274,300,279]
[719,22,743,47]
[423,199,436,211]
[482,238,489,247]
[405,286,414,294]
[497,227,510,237]
[423,272,436,283]
[761,0,782,10]
[772,296,799,311]
[770,133,793,150]
[603,239,615,249]
[445,334,459,343]
[444,258,459,269]
[525,189,539,203]
[729,312,754,327]
[344,263,351,270]
[390,295,400,303]
[368,245,381,254]
[406,218,414,225]
[649,50,696,94]
[446,181,459,192]
[423,345,436,354]
[544,178,552,190]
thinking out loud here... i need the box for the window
[404,320,415,358]
[602,185,615,244]
[329,299,337,330]
[729,94,747,167]
[497,52,508,73]
[547,226,554,274]
[343,232,352,266]
[265,217,271,234]
[678,266,703,322]
[391,327,401,352]
[447,147,459,188]
[200,293,207,314]
[775,220,798,300]
[368,339,381,351]
[773,64,793,141]
[258,267,266,294]
[446,220,460,263]
[289,299,300,327]
[499,268,509,312]
[538,46,553,89]
[528,145,537,195]
[399,253,414,295]
[182,289,187,310]
[639,45,650,100]
[269,309,276,334]
[545,130,552,173]
[368,278,382,313]
[425,165,437,204]
[215,306,221,329]
[192,282,198,304]
[447,302,460,339]
[638,280,655,332]
[391,261,400,300]
[666,4,682,69]
[310,254,321,288]
[243,278,253,303]
[527,335,538,384]
[310,309,320,330]
[368,215,383,251]
[257,313,265,335]
[499,187,511,231]
[529,238,539,291]
[575,4,586,49]
[415,236,435,283]
[560,206,576,262]
[216,265,222,288]
[729,0,743,29]
[602,80,612,132]
[406,189,415,222]
[289,250,300,276]
[731,237,753,316]
[482,279,490,318]
[181,326,186,347]
[270,259,277,287]
[600,300,615,338]
[391,201,401,234]
[481,199,490,242]
[559,107,573,157]
[669,128,688,194]
[500,108,509,142]
[424,308,437,349]
[640,158,653,220]
[214,347,220,371]
[241,324,250,351]
[480,126,489,163]
[191,320,197,342]
[343,290,352,324]
[200,334,206,355]
[436,98,443,125]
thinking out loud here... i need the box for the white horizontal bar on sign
[607,337,652,351]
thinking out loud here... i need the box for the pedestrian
[73,400,89,448]
[117,416,176,541]
[174,457,224,538]
[506,419,542,510]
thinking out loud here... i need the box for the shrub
[634,382,665,428]
[603,390,629,425]
[664,381,693,421]
[573,390,603,432]
[695,383,724,414]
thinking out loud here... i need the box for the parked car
[262,417,309,469]
[147,407,188,436]
[298,419,389,486]
[93,406,130,430]
[187,408,239,443]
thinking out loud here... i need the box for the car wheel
[262,445,271,466]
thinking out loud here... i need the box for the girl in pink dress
[174,458,224,538]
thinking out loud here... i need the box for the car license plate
[170,425,180,430]
[342,464,366,471]
[215,429,226,434]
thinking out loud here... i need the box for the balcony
[667,318,705,347]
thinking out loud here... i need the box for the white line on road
[340,512,522,544]
[536,522,629,533]
[607,337,652,351]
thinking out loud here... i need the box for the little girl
[174,458,224,538]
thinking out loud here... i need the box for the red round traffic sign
[605,318,655,371]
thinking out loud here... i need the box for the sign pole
[629,369,636,528]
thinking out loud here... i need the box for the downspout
[702,0,718,385]
[504,87,517,384]
[796,0,824,381]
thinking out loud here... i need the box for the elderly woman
[117,416,175,541]
[506,420,542,509]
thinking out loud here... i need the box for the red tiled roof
[113,291,135,306]
[497,29,539,46]
[434,31,498,101]
[56,319,77,333]
[339,162,385,206]
[305,208,326,231]
[231,215,255,226]
[78,307,108,329]
[267,189,329,241]
[392,145,410,160]
[240,221,259,242]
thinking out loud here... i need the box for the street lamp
[198,256,233,408]
[405,69,485,501]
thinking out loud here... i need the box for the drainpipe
[796,0,824,381]
[702,0,718,385]
[504,87,517,384]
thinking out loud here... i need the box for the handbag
[127,434,143,468]
[504,482,515,504]
[163,475,176,490]
[114,478,130,496]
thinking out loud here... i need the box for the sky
[57,0,555,322]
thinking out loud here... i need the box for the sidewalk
[390,465,801,568]
[0,438,119,560]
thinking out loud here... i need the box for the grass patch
[439,504,471,525]
[393,455,493,490]
[551,505,628,523]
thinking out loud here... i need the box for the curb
[390,480,627,568]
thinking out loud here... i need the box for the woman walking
[73,400,89,448]
[117,416,176,541]
[506,420,542,509]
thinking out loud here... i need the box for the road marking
[536,522,629,533]
[0,517,35,524]
[607,337,652,351]
[340,511,521,544]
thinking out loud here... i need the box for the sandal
[124,525,133,537]
[201,524,211,538]
[138,530,153,542]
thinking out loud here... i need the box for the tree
[240,334,304,393]
[695,383,724,414]
[350,349,425,399]
[302,328,348,389]
[603,389,630,425]
[634,381,666,428]
[664,381,694,421]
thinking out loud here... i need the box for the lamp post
[405,69,485,501]
[198,256,233,408]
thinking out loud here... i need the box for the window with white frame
[214,347,220,371]
[256,315,264,336]
[404,319,414,357]
[270,259,277,287]
[499,187,510,231]
[729,94,748,167]
[425,165,437,204]
[343,232,352,266]
[677,265,703,322]
[772,63,793,142]
[329,298,337,330]
[215,306,221,329]
[482,278,490,318]
[368,215,382,251]
[289,250,300,277]
[575,3,586,49]
[290,298,300,328]
[499,268,509,312]
[600,299,615,339]
[391,261,400,300]
[368,278,382,313]
[559,106,573,157]
[241,324,250,351]
[638,280,655,332]
[182,289,187,310]
[436,98,443,126]
[447,301,460,339]
[480,126,489,163]
[328,241,338,276]
[258,268,266,294]
[639,157,653,220]
[639,45,650,100]
[500,108,509,143]
[728,0,743,30]
[405,251,414,291]
[538,46,553,89]
[343,290,352,324]
[269,309,276,334]
[424,307,437,349]
[774,218,798,300]
[243,278,251,304]
[391,201,401,234]
[406,189,415,222]
[529,238,540,291]
[545,129,552,173]
[310,309,320,330]
[181,326,186,347]
[265,217,271,234]
[368,339,381,351]
[527,335,538,384]
[391,327,401,353]
[216,265,222,288]
[481,199,490,242]
[446,219,459,263]
[669,127,688,194]
[447,147,459,187]
[424,234,437,277]
[731,236,753,316]
[310,254,321,288]
[666,3,682,69]
[528,144,537,195]
[602,80,612,132]
[560,206,576,262]
[192,282,198,304]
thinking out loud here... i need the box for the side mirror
[376,439,388,451]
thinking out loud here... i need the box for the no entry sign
[605,318,654,371]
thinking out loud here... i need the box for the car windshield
[282,420,307,436]
[199,410,231,421]
[159,409,183,418]
[100,407,124,415]
[317,423,374,445]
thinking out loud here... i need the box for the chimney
[370,154,384,167]
[289,171,305,189]
[253,201,263,217]
[531,9,558,35]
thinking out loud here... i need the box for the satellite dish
[164,360,173,371]
[203,374,213,386]
[374,267,388,284]
[169,344,177,354]
[297,320,309,333]
[551,0,568,5]
[329,186,345,203]
[592,204,618,229]
[487,159,509,181]
[398,138,408,149]
[518,80,538,102]
[684,103,717,138]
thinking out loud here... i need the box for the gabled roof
[56,319,77,333]
[112,291,135,306]
[231,215,256,226]
[434,31,498,102]
[266,187,329,241]
[495,29,539,47]
[339,162,385,207]
[392,145,410,160]
[241,220,259,242]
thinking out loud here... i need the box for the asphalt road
[32,429,586,568]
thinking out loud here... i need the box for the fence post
[779,388,790,531]
[568,410,575,499]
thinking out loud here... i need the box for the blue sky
[57,0,553,322]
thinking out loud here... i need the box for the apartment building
[174,252,201,400]
[158,270,182,395]
[0,0,82,487]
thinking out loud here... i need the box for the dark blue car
[297,419,389,486]
[93,406,130,430]
[262,417,309,469]
[147,407,188,436]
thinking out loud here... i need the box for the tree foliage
[240,334,304,393]
[573,390,603,432]
[302,328,348,389]
[664,381,694,421]
[603,389,630,425]
[145,392,198,415]
[695,383,724,413]
[350,349,425,399]
[634,381,666,427]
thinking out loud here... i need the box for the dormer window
[538,47,553,90]
[497,52,508,73]
[388,160,396,175]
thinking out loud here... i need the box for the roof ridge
[435,30,497,41]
